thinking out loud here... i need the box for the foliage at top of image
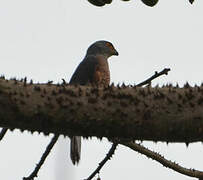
[87,0,194,7]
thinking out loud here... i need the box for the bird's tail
[70,136,81,165]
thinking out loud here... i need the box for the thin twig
[136,68,171,87]
[23,134,59,180]
[0,128,8,141]
[85,143,118,180]
[121,141,203,179]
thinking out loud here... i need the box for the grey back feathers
[69,56,99,85]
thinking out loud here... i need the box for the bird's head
[86,40,119,58]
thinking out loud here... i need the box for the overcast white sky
[0,0,203,180]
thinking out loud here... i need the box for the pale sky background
[0,0,203,180]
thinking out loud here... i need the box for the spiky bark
[0,77,203,143]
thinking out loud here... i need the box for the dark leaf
[104,0,112,4]
[141,0,159,7]
[87,0,106,6]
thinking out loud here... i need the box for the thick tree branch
[0,77,203,143]
[121,141,203,179]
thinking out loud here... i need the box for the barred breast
[93,55,110,86]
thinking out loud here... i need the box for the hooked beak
[113,49,119,56]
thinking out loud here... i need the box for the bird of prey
[69,40,119,165]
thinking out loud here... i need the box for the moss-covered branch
[0,77,203,143]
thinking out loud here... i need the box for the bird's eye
[106,42,114,50]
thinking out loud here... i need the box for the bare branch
[85,143,118,180]
[136,68,171,87]
[0,128,8,141]
[23,135,59,180]
[121,141,203,179]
